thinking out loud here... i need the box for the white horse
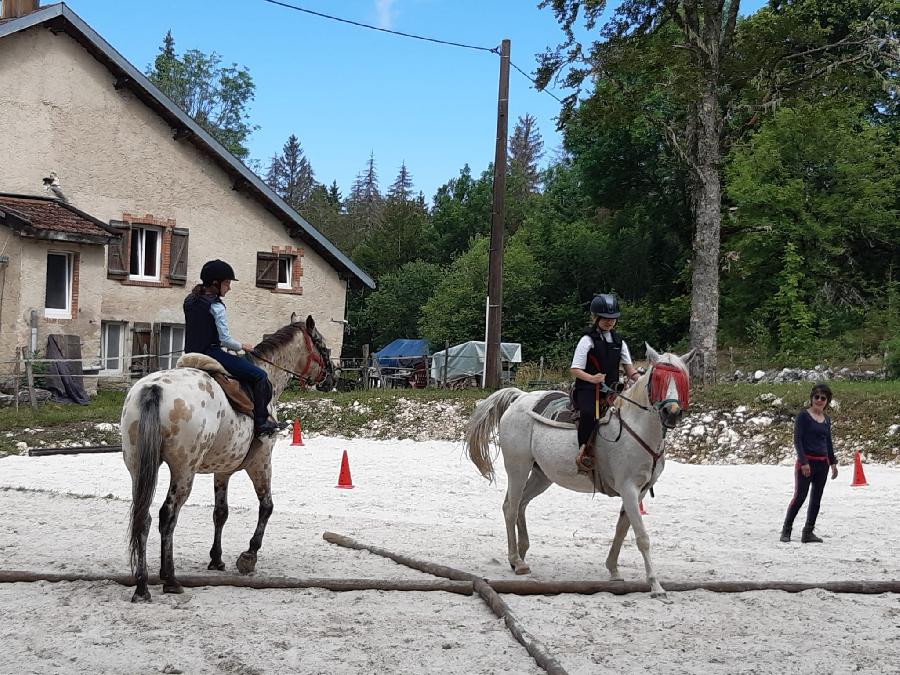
[122,314,333,602]
[465,345,694,598]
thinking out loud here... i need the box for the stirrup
[576,446,594,473]
[254,420,279,437]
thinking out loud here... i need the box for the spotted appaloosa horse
[122,314,333,603]
[465,345,694,598]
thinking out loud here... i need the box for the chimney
[1,1,41,20]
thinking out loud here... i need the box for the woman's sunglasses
[812,394,828,401]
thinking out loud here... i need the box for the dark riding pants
[574,387,602,446]
[206,347,272,426]
[783,459,829,533]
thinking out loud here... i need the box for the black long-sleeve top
[793,409,836,466]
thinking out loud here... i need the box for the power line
[509,60,563,103]
[260,0,565,104]
[260,0,499,53]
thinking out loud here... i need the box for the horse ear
[306,315,315,332]
[680,348,697,364]
[645,343,660,364]
[290,311,298,324]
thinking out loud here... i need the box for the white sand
[1,436,898,674]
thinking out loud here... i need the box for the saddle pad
[176,353,253,418]
[531,391,579,426]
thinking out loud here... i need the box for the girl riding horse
[183,259,277,437]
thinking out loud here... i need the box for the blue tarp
[373,339,431,369]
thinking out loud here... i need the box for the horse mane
[253,322,308,360]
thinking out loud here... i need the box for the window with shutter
[107,221,129,279]
[167,228,189,285]
[256,252,278,288]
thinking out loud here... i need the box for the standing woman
[570,294,640,472]
[780,383,838,543]
[183,259,278,437]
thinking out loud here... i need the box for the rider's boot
[251,377,277,437]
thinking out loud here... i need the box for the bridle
[600,361,690,476]
[602,363,688,415]
[249,328,330,387]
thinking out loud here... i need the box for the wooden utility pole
[484,38,510,389]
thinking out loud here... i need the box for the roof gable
[0,3,374,288]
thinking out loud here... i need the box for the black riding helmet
[200,259,238,286]
[590,293,620,319]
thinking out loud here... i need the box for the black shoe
[780,528,791,543]
[254,420,278,437]
[801,530,823,543]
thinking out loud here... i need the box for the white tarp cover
[430,340,522,382]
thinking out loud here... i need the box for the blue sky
[64,0,768,201]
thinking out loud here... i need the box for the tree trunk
[688,70,722,384]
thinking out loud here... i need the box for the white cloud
[374,0,396,29]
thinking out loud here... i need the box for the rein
[248,330,327,386]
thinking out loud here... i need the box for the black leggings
[783,460,829,532]
[574,387,602,446]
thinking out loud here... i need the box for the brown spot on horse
[170,398,193,425]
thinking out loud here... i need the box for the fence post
[25,346,37,412]
[442,339,449,388]
[14,346,20,413]
[361,344,369,391]
[538,356,544,381]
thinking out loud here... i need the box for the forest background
[146,0,900,377]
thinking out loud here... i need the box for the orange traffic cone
[290,419,305,446]
[336,450,354,489]
[639,500,648,515]
[851,451,868,487]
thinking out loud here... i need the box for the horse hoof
[514,563,530,575]
[163,581,184,594]
[236,552,257,574]
[131,589,151,603]
[208,560,226,571]
[650,591,670,603]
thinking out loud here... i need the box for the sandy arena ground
[0,435,898,674]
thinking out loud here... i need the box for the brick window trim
[120,213,176,288]
[45,251,80,323]
[266,245,304,294]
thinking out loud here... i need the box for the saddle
[176,353,254,418]
[529,391,580,426]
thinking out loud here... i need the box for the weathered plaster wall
[0,27,348,369]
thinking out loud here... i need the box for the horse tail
[465,387,525,483]
[128,384,163,575]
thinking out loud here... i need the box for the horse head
[644,344,696,429]
[286,311,334,391]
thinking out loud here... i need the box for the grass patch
[0,390,125,457]
[0,390,125,430]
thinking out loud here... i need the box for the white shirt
[571,333,632,369]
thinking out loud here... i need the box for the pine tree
[264,153,281,192]
[350,152,382,205]
[388,162,414,202]
[267,134,316,210]
[346,152,383,238]
[327,181,342,206]
[508,114,544,194]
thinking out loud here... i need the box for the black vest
[183,292,221,354]
[573,328,623,392]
